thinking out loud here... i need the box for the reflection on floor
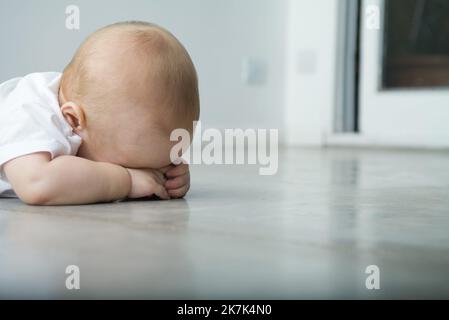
[1,147,449,299]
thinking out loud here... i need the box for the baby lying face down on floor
[0,21,200,205]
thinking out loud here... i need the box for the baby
[0,21,200,205]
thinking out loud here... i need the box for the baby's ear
[61,102,86,132]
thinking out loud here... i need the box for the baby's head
[60,21,199,169]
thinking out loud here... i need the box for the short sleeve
[0,73,82,181]
[0,139,68,177]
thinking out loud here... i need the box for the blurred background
[0,0,448,148]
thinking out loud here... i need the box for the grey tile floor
[1,147,449,299]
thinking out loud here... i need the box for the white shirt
[0,72,82,197]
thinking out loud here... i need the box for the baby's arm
[4,152,131,205]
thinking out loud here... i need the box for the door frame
[328,0,449,148]
[334,0,361,134]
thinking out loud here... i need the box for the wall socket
[241,57,267,85]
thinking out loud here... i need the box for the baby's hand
[126,168,169,200]
[162,163,191,199]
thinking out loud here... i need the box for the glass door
[359,0,449,147]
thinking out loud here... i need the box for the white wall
[284,0,340,146]
[0,0,288,133]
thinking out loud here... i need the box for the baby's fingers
[165,173,190,190]
[153,183,170,200]
[158,164,175,174]
[167,184,190,199]
[165,163,189,178]
[153,171,167,186]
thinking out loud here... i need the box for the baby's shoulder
[20,72,62,90]
[2,72,61,105]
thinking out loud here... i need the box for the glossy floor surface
[1,147,448,299]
